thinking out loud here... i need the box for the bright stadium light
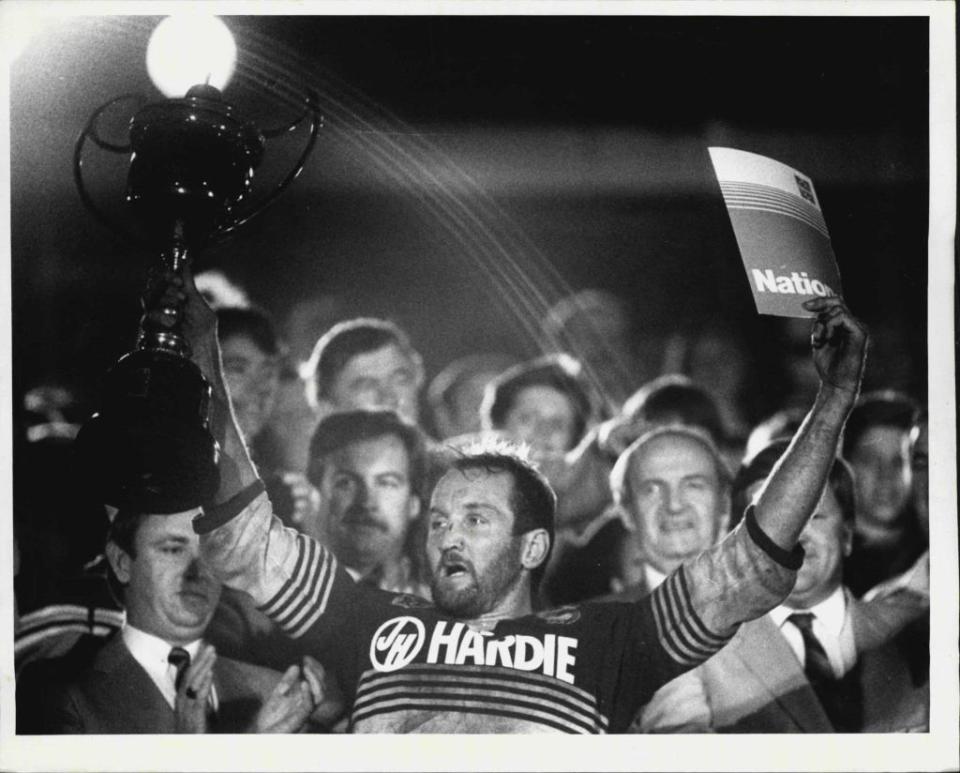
[145,14,237,97]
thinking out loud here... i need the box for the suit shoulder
[17,660,86,734]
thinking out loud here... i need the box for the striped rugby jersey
[197,482,800,733]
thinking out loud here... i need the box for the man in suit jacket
[18,507,332,734]
[636,439,928,733]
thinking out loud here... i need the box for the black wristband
[744,505,805,571]
[193,480,266,535]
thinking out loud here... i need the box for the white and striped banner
[709,147,843,318]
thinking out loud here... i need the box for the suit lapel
[732,616,833,731]
[92,637,176,733]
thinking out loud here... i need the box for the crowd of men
[12,264,931,735]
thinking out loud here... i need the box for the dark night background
[10,14,930,420]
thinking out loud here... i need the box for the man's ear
[520,529,550,571]
[841,521,854,558]
[105,541,132,585]
[407,494,422,521]
[716,494,732,537]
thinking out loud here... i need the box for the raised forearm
[753,296,867,552]
[752,384,856,550]
[199,344,261,505]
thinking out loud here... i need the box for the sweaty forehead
[431,468,516,515]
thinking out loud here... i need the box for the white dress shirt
[644,563,668,592]
[769,585,857,678]
[122,623,217,710]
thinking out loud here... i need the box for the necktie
[167,646,191,692]
[786,612,834,682]
[787,612,862,731]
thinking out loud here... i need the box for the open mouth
[440,559,471,578]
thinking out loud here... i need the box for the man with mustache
[304,409,430,596]
[158,267,870,733]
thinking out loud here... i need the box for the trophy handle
[209,89,322,245]
[73,94,149,246]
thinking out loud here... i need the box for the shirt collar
[770,584,847,635]
[643,563,668,591]
[122,621,204,663]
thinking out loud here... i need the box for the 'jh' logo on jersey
[370,616,427,671]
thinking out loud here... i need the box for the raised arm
[752,296,867,549]
[648,297,869,663]
[143,267,355,641]
[146,264,260,504]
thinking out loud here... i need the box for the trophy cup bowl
[74,81,320,513]
[74,349,221,514]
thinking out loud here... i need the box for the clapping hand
[253,656,328,733]
[174,644,217,733]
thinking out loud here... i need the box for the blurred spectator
[427,352,518,439]
[541,288,650,412]
[305,317,425,427]
[637,440,928,733]
[595,375,728,462]
[481,353,597,458]
[663,322,753,442]
[842,391,926,596]
[217,306,283,453]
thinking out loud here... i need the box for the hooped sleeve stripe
[651,568,734,667]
